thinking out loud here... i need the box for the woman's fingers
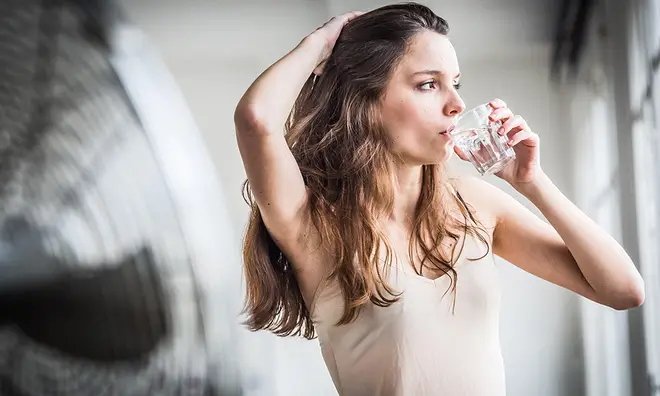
[489,107,513,128]
[507,128,539,147]
[488,98,507,109]
[453,144,469,161]
[500,115,527,136]
[312,11,364,75]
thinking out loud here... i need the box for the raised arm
[234,12,362,242]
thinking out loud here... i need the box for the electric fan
[0,1,244,394]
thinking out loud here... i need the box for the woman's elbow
[611,277,645,310]
[235,103,264,134]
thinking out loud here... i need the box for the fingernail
[498,127,505,135]
[508,139,514,146]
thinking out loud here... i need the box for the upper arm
[235,106,309,243]
[454,177,601,304]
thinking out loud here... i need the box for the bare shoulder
[449,176,506,230]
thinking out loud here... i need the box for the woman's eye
[453,82,462,90]
[419,81,437,90]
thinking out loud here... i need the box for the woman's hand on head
[309,11,364,75]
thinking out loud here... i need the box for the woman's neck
[390,165,424,224]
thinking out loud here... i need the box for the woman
[234,3,644,395]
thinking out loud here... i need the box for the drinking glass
[450,103,516,175]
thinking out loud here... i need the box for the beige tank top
[310,235,505,396]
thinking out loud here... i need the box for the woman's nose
[445,96,465,117]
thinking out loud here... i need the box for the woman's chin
[423,150,452,165]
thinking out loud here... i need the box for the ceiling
[117,0,560,67]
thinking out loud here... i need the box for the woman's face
[379,30,465,165]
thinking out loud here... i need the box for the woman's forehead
[396,31,460,78]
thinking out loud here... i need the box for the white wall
[135,5,334,394]
[119,2,585,395]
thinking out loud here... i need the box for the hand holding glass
[450,103,515,175]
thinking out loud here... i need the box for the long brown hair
[241,2,490,339]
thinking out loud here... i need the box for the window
[629,0,660,391]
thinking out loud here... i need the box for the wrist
[512,171,553,200]
[302,31,331,60]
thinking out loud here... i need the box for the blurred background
[0,0,658,395]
